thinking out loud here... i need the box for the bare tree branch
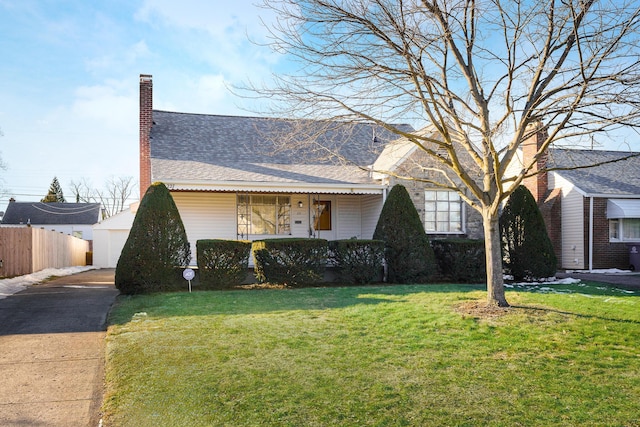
[244,0,640,306]
[70,176,136,219]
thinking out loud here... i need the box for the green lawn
[102,282,640,426]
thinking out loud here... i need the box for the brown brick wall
[522,122,549,204]
[583,197,630,269]
[539,189,562,268]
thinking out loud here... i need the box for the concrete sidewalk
[0,269,118,427]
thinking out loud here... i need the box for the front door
[311,197,336,240]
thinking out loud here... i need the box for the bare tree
[70,176,136,219]
[251,0,640,306]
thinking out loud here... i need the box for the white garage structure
[92,204,137,268]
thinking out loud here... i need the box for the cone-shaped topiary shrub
[500,185,557,281]
[373,184,435,283]
[115,182,191,294]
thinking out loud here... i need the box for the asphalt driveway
[557,271,640,289]
[0,269,118,427]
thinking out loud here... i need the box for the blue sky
[0,0,281,209]
[2,1,639,214]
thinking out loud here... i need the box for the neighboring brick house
[514,131,640,270]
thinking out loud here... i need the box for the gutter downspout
[589,196,594,271]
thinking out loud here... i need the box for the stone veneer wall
[389,176,484,240]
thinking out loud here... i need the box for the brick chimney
[139,74,153,200]
[522,121,549,204]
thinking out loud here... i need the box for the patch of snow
[504,276,582,288]
[0,266,97,300]
[565,268,634,274]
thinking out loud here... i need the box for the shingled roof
[149,111,414,188]
[1,202,101,226]
[548,149,640,196]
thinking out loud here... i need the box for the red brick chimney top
[522,121,549,204]
[139,74,153,200]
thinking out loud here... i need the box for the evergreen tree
[373,184,435,283]
[500,185,557,281]
[41,177,66,203]
[115,182,191,294]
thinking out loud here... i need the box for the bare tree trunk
[483,210,509,307]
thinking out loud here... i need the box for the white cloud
[134,0,282,88]
[71,81,138,130]
[135,0,274,41]
[195,74,228,101]
[86,40,151,74]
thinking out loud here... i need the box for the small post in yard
[183,268,195,292]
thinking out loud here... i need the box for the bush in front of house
[328,239,385,284]
[196,239,251,289]
[252,238,328,286]
[431,238,486,283]
[373,184,436,283]
[115,182,191,294]
[500,185,557,281]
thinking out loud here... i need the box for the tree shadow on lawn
[108,282,487,325]
[509,304,640,325]
[109,280,640,326]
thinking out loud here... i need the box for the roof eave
[160,179,386,195]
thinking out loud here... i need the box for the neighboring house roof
[548,149,640,196]
[1,202,101,225]
[150,111,414,193]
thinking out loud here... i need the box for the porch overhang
[160,179,387,195]
[607,198,640,219]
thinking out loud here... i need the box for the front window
[424,190,463,233]
[610,218,640,242]
[237,194,291,237]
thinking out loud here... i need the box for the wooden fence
[0,226,90,277]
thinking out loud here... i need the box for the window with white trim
[610,218,640,242]
[237,195,291,237]
[424,190,464,233]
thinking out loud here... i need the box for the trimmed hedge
[252,238,328,286]
[196,239,251,289]
[328,239,385,284]
[431,238,486,283]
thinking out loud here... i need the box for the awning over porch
[162,180,387,195]
[607,199,640,219]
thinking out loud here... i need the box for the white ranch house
[93,75,640,271]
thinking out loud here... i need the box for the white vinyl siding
[560,187,585,269]
[172,192,236,265]
[361,194,384,239]
[336,195,363,239]
[290,195,310,237]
